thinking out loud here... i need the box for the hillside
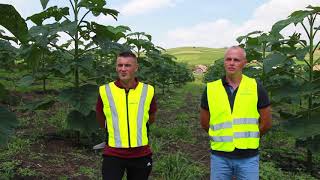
[165,47,225,66]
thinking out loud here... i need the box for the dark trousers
[102,155,152,180]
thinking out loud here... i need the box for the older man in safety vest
[200,46,272,180]
[96,51,156,180]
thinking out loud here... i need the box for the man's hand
[200,108,210,132]
[258,106,272,136]
[149,112,156,124]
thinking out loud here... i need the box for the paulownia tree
[23,0,131,134]
[237,5,320,173]
[0,4,27,145]
[269,5,320,172]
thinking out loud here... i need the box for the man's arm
[199,87,210,132]
[200,108,210,132]
[148,96,157,124]
[256,82,272,136]
[149,112,156,124]
[258,106,272,136]
[96,95,106,128]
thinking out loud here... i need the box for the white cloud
[119,0,179,16]
[162,0,320,48]
[163,19,237,48]
[0,0,42,18]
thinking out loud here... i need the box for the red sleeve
[149,96,157,114]
[96,95,106,128]
[96,95,104,113]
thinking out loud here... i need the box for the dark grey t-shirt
[201,76,270,158]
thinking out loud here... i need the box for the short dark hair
[118,51,137,59]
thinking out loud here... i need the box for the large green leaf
[127,38,155,52]
[29,20,77,47]
[17,75,34,87]
[92,7,119,19]
[27,6,69,26]
[29,26,51,47]
[79,0,119,19]
[20,44,43,70]
[21,97,56,111]
[271,10,312,34]
[0,106,18,146]
[245,49,262,62]
[51,51,73,75]
[263,52,287,73]
[94,38,127,55]
[60,20,77,36]
[257,33,282,44]
[77,54,95,72]
[272,80,320,103]
[295,47,309,60]
[66,110,99,132]
[0,4,29,44]
[288,10,312,25]
[269,73,306,103]
[282,110,320,138]
[92,22,130,41]
[127,32,152,41]
[271,19,293,34]
[296,135,320,153]
[58,84,98,116]
[79,0,106,8]
[0,39,17,52]
[236,31,262,43]
[0,83,9,101]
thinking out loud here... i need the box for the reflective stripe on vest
[99,82,154,148]
[137,84,148,146]
[210,118,259,131]
[207,75,260,152]
[210,132,260,142]
[105,84,122,147]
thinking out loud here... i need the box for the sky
[1,0,320,48]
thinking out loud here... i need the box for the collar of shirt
[114,78,139,89]
[221,76,236,94]
[221,76,229,86]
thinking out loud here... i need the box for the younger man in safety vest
[96,51,156,180]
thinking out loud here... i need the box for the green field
[166,47,320,67]
[165,47,226,66]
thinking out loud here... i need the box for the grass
[76,166,97,179]
[260,161,318,180]
[153,152,206,180]
[166,47,225,66]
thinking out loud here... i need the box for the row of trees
[0,0,193,145]
[204,5,320,171]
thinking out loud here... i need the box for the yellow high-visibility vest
[99,82,154,148]
[207,75,260,152]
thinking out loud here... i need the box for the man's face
[116,56,138,82]
[224,48,247,76]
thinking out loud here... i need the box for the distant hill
[165,47,226,66]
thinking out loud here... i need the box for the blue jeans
[210,154,259,180]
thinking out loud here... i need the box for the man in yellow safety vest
[96,51,156,180]
[200,46,272,180]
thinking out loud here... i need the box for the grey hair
[225,46,246,59]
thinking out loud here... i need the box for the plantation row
[0,0,320,179]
